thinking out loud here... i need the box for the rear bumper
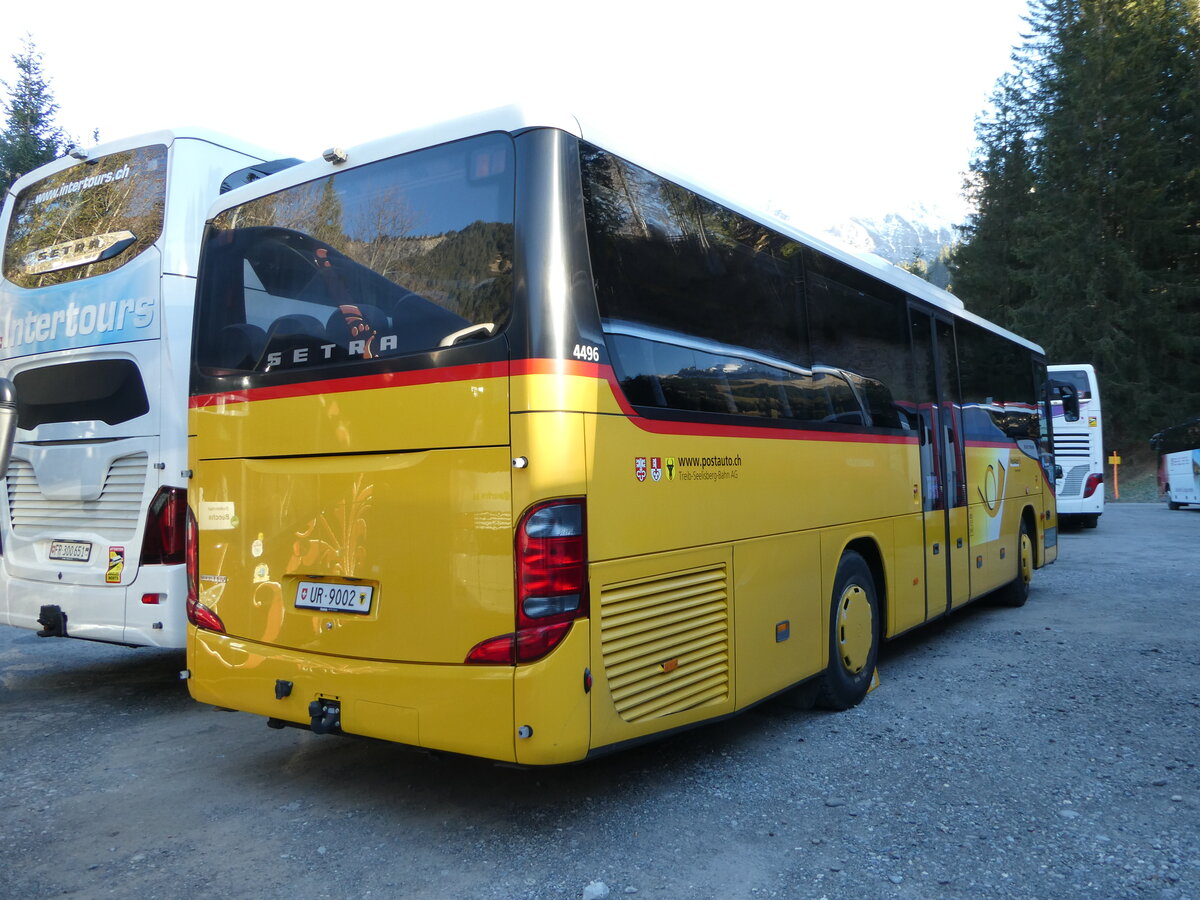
[0,563,187,647]
[189,627,527,763]
[188,620,593,764]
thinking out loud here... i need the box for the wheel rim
[1018,530,1033,586]
[836,583,874,675]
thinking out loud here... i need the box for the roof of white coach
[210,105,1044,356]
[4,127,281,200]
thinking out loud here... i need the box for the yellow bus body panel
[187,365,1052,763]
[189,377,513,666]
[964,444,1046,596]
[513,622,592,765]
[730,533,824,704]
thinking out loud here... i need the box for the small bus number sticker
[572,344,600,363]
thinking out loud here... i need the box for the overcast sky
[4,0,1031,229]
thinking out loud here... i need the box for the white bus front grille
[6,453,148,538]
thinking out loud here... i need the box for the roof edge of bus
[202,104,1043,355]
[211,105,585,207]
[5,128,284,195]
[1048,363,1096,374]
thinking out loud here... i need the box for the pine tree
[951,0,1200,448]
[952,72,1040,330]
[0,36,69,195]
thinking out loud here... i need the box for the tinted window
[581,145,805,367]
[194,134,514,375]
[1051,368,1093,399]
[581,145,914,431]
[959,320,1038,441]
[3,145,168,288]
[13,358,148,429]
[805,260,910,429]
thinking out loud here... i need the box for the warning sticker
[106,546,125,584]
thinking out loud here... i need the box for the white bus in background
[0,130,296,647]
[1151,417,1200,510]
[1048,363,1104,528]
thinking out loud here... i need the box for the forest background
[3,0,1198,496]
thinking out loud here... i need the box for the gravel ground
[1,501,1197,899]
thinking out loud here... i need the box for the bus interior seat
[262,314,329,367]
[389,290,472,354]
[216,323,267,371]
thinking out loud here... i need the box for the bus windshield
[3,144,168,289]
[194,134,514,376]
[1049,368,1093,400]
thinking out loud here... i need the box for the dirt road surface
[1,502,1197,898]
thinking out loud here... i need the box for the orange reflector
[661,658,679,673]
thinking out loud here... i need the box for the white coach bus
[0,130,295,647]
[1048,363,1104,528]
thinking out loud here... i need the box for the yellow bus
[184,107,1060,764]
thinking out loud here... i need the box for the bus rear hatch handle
[438,323,495,347]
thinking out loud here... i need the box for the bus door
[910,309,970,618]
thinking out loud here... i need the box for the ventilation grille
[6,452,148,538]
[599,563,729,723]
[1060,463,1090,497]
[1053,435,1092,458]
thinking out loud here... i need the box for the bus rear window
[14,358,149,429]
[194,133,514,376]
[3,145,168,288]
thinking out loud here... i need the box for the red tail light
[141,486,187,565]
[466,499,587,664]
[1083,472,1103,498]
[185,505,225,633]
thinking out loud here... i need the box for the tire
[996,518,1033,607]
[1083,514,1099,529]
[1168,500,1181,511]
[815,551,880,711]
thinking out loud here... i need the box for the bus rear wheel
[815,551,879,711]
[996,519,1033,607]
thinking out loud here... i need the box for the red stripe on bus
[189,361,510,408]
[190,356,918,446]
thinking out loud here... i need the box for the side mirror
[1047,379,1080,422]
[1062,384,1080,422]
[1054,464,1064,482]
[0,378,15,477]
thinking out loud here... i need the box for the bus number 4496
[572,344,600,363]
